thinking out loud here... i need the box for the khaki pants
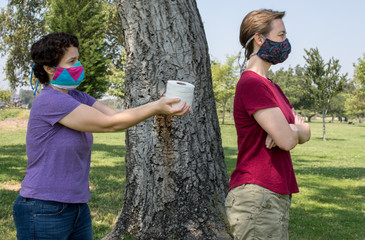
[225,184,291,240]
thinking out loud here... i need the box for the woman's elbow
[277,135,298,151]
[278,143,296,151]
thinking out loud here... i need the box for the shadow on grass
[0,189,19,238]
[223,146,237,176]
[291,155,365,239]
[89,143,127,239]
[92,143,126,158]
[290,179,365,240]
[0,144,27,182]
[295,165,365,179]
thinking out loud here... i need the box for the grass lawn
[0,118,364,239]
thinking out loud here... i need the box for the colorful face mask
[256,34,291,65]
[49,61,84,89]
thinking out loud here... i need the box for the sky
[1,0,364,91]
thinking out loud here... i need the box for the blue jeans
[13,195,93,240]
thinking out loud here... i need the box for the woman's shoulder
[238,71,268,89]
[68,89,96,106]
[35,86,70,102]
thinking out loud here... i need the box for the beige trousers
[225,184,291,240]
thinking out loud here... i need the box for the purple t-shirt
[20,86,96,203]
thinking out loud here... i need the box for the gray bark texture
[103,0,231,239]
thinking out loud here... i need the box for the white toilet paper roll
[165,80,195,108]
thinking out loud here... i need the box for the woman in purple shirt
[13,32,190,240]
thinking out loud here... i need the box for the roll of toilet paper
[165,80,195,108]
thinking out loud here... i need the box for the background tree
[0,0,47,90]
[103,0,125,70]
[344,93,365,123]
[267,65,316,121]
[345,54,365,122]
[328,92,347,121]
[104,0,230,239]
[211,55,239,124]
[46,0,110,98]
[304,48,346,141]
[107,49,126,100]
[353,53,365,95]
[0,90,12,105]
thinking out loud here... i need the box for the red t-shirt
[229,70,299,195]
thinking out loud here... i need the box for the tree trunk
[104,0,231,239]
[322,109,326,141]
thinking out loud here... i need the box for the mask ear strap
[245,34,255,49]
[30,63,39,95]
[238,34,257,74]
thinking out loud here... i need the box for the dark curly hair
[31,32,79,84]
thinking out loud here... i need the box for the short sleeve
[35,91,81,126]
[236,77,278,116]
[68,90,97,106]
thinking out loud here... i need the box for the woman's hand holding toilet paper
[155,97,191,116]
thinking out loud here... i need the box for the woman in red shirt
[225,9,311,240]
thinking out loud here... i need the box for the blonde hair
[239,9,285,59]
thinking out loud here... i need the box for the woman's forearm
[107,101,159,131]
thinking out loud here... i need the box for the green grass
[0,108,30,121]
[0,119,364,239]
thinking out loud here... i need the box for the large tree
[104,0,230,239]
[304,48,346,141]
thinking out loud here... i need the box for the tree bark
[104,0,231,239]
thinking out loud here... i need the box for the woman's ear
[253,33,265,47]
[43,65,55,76]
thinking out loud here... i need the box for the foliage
[328,92,347,118]
[0,90,12,105]
[46,0,110,99]
[0,0,47,90]
[267,65,317,121]
[102,0,125,69]
[212,55,239,124]
[353,53,365,95]
[345,54,365,121]
[344,93,365,120]
[303,48,347,140]
[106,49,126,99]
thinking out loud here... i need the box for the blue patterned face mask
[244,34,291,65]
[256,34,291,65]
